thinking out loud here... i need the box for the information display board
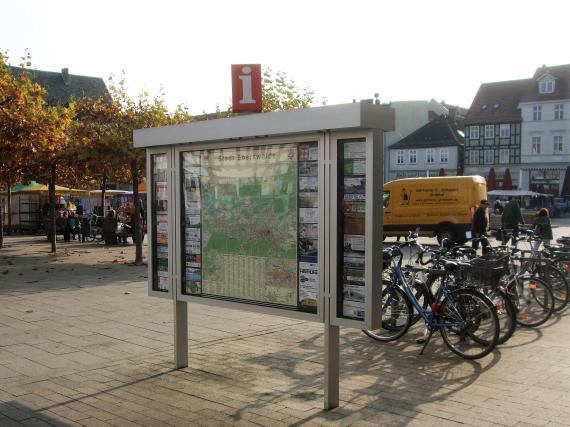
[179,142,319,312]
[136,102,395,410]
[337,139,367,320]
[151,153,169,292]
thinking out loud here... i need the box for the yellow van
[383,176,487,244]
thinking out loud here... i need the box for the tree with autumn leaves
[0,53,74,252]
[1,57,319,261]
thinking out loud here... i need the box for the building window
[554,104,564,120]
[469,126,479,139]
[533,105,542,121]
[469,150,479,165]
[396,150,404,164]
[484,125,495,138]
[532,136,541,154]
[539,79,555,94]
[426,148,435,164]
[553,135,564,154]
[484,149,494,165]
[440,148,449,163]
[499,149,510,164]
[409,150,417,164]
[500,124,510,138]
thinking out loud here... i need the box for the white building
[518,65,570,194]
[383,100,449,182]
[464,64,570,195]
[388,115,464,181]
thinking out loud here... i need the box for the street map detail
[200,144,298,305]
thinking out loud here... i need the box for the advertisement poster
[185,228,200,241]
[344,252,365,268]
[343,299,365,319]
[299,177,318,192]
[344,234,365,252]
[299,161,318,176]
[186,215,201,226]
[344,141,366,159]
[186,241,201,254]
[299,224,318,239]
[344,177,366,194]
[299,192,318,208]
[299,261,318,306]
[343,283,365,302]
[156,245,168,259]
[299,144,318,161]
[343,159,366,176]
[299,208,318,224]
[156,221,168,234]
[299,238,318,258]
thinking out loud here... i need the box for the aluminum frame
[146,146,175,300]
[173,134,326,323]
[328,130,382,331]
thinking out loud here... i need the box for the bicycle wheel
[363,281,412,342]
[533,264,569,312]
[439,289,499,360]
[510,276,554,327]
[486,288,517,345]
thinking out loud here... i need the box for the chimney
[61,68,70,86]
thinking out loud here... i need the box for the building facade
[383,99,464,182]
[464,64,570,195]
[518,65,570,194]
[388,115,464,180]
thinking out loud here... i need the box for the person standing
[501,197,524,245]
[471,199,490,253]
[532,208,553,251]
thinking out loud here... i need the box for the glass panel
[180,142,319,312]
[151,153,169,292]
[338,138,366,321]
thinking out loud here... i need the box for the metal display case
[135,102,394,409]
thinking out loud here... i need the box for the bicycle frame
[388,263,466,329]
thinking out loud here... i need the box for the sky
[2,0,569,115]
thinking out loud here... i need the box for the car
[552,198,569,212]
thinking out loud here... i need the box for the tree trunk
[49,163,57,253]
[101,173,106,215]
[0,203,4,248]
[131,159,143,265]
[7,184,11,235]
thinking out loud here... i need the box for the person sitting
[102,209,118,245]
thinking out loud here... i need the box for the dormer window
[538,76,555,94]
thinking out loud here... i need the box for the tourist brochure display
[152,153,169,292]
[136,102,394,409]
[339,139,367,320]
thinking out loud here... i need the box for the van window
[383,190,390,208]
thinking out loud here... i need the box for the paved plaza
[0,220,570,426]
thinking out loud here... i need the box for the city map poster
[200,144,298,306]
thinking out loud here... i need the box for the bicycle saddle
[441,259,459,271]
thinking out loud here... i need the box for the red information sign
[231,64,262,113]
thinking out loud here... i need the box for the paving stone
[3,231,570,426]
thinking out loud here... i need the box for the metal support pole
[173,300,188,369]
[324,323,339,410]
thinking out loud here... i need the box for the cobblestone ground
[0,219,569,426]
